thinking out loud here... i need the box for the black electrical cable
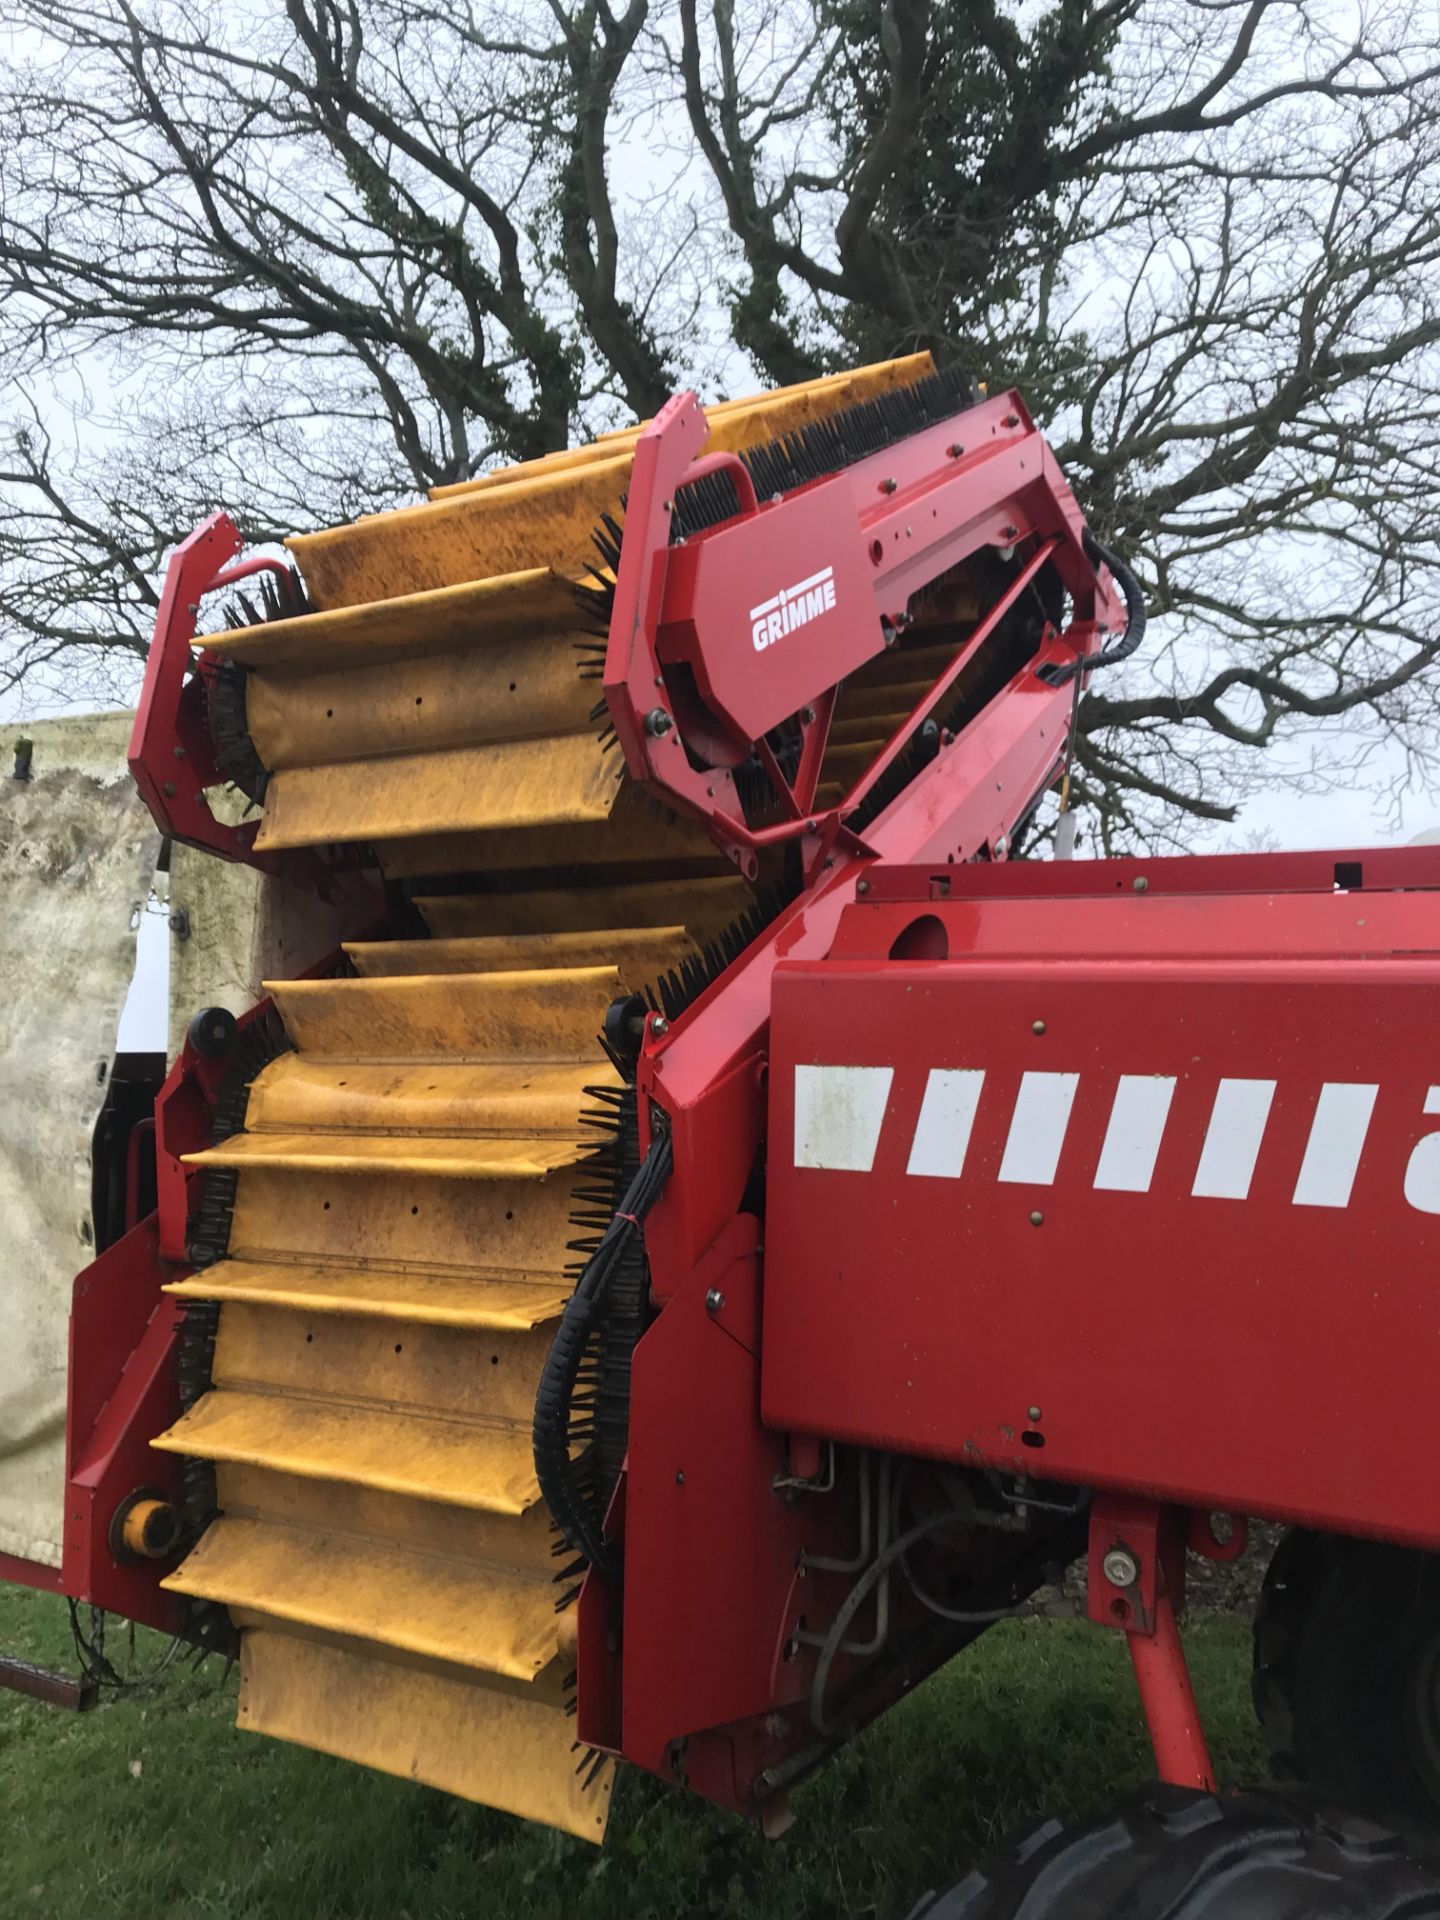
[533,1125,673,1584]
[1047,528,1148,684]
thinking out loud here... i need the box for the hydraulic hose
[1049,528,1148,683]
[533,1125,673,1585]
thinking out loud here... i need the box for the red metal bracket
[603,388,1123,881]
[1189,1509,1249,1564]
[128,513,329,884]
[129,512,260,864]
[63,1216,185,1634]
[0,1549,65,1597]
[0,1652,95,1710]
[1088,1496,1213,1791]
[154,1003,265,1262]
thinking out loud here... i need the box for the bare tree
[0,0,1436,846]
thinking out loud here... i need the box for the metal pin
[1103,1549,1139,1588]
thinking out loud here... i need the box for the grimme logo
[751,566,837,651]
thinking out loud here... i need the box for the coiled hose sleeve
[533,1126,673,1585]
[1049,528,1148,683]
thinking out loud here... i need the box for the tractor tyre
[1254,1528,1440,1830]
[905,1784,1440,1917]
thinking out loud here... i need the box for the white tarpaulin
[0,713,160,1568]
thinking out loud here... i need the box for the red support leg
[1127,1585,1215,1791]
[1087,1493,1216,1792]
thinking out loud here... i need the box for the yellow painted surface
[224,1163,580,1274]
[165,1258,570,1331]
[829,706,922,745]
[186,1130,585,1181]
[264,965,624,1060]
[428,353,933,500]
[200,568,580,673]
[238,1629,611,1840]
[287,357,931,610]
[288,451,635,610]
[346,925,697,979]
[824,740,892,785]
[832,678,935,722]
[120,1497,175,1559]
[254,731,624,852]
[142,349,954,1838]
[371,779,723,879]
[241,1052,609,1140]
[156,1388,540,1514]
[158,934,632,1830]
[244,633,595,772]
[163,1515,558,1681]
[414,874,747,937]
[214,1463,559,1570]
[210,1300,551,1422]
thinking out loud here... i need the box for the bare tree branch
[0,0,1435,851]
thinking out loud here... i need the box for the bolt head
[1103,1548,1139,1588]
[1027,1405,1042,1423]
[1031,1019,1046,1036]
[650,1015,669,1037]
[644,706,674,737]
[705,1287,725,1313]
[856,878,870,896]
[1133,875,1149,893]
[1029,1210,1044,1227]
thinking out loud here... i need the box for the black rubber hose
[533,1126,673,1584]
[1048,528,1148,683]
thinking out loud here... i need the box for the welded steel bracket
[0,1653,97,1711]
[1088,1496,1214,1792]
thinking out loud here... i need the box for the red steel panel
[64,1216,185,1631]
[128,511,258,865]
[603,386,1121,871]
[619,1217,805,1773]
[857,845,1440,902]
[763,889,1440,1550]
[0,1550,65,1596]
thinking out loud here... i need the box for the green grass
[0,1584,1265,1919]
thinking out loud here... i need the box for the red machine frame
[30,377,1427,1824]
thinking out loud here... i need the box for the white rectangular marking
[997,1072,1080,1186]
[1292,1082,1379,1208]
[794,1064,894,1172]
[1094,1076,1177,1192]
[906,1069,986,1179]
[1192,1078,1276,1199]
